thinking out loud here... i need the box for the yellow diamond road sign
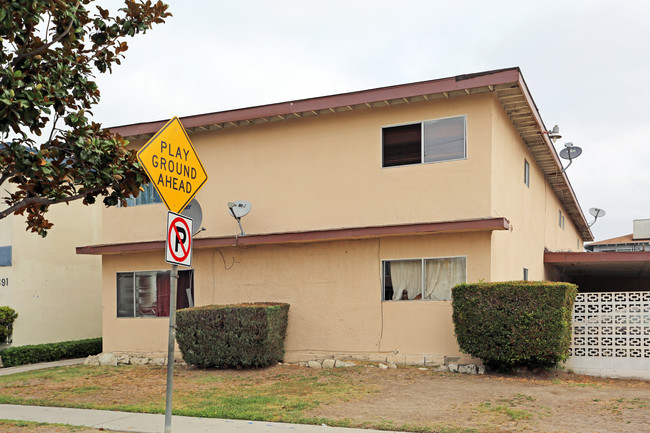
[137,117,208,213]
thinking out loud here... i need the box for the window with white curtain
[382,257,466,301]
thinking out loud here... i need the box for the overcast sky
[93,0,650,242]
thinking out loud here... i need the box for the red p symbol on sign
[166,212,193,267]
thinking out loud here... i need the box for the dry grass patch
[0,363,648,433]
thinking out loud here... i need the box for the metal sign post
[137,117,207,433]
[163,211,193,433]
[164,263,178,433]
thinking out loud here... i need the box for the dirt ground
[2,363,649,433]
[305,366,650,432]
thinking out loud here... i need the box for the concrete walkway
[0,404,397,433]
[0,358,85,376]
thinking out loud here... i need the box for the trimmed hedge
[176,302,289,368]
[452,281,577,370]
[0,337,102,367]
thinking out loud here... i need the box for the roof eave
[109,68,523,140]
[77,217,510,255]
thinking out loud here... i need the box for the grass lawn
[0,362,648,433]
[0,363,380,427]
[0,419,116,433]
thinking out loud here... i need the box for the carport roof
[544,251,650,278]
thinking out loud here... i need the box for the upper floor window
[123,183,162,207]
[524,159,530,187]
[382,257,466,301]
[559,210,565,229]
[382,116,467,167]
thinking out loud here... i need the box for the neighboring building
[0,198,102,347]
[78,67,593,364]
[585,219,650,252]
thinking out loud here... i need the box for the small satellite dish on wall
[589,208,606,218]
[559,142,582,173]
[588,207,606,227]
[559,143,582,160]
[181,198,203,235]
[228,200,252,235]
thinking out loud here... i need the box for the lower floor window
[117,269,194,317]
[382,257,466,301]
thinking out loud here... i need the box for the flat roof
[109,67,592,241]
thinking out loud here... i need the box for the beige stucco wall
[1,201,102,346]
[96,92,589,361]
[489,96,583,282]
[103,94,494,245]
[102,231,491,363]
[0,215,15,318]
[101,250,169,353]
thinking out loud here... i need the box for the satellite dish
[228,200,251,218]
[589,208,606,218]
[181,199,203,235]
[227,200,252,235]
[558,142,582,172]
[588,207,606,227]
[559,145,582,161]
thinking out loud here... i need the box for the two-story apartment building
[78,68,593,364]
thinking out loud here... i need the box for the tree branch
[0,184,115,220]
[11,2,80,67]
[0,173,10,189]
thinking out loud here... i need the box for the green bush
[452,281,577,370]
[176,302,289,368]
[0,337,102,367]
[0,306,18,343]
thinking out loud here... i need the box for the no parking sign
[165,211,193,267]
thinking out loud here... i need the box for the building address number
[0,277,8,287]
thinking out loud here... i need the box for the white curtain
[390,260,422,300]
[136,272,158,316]
[425,257,466,300]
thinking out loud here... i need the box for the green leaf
[0,0,171,236]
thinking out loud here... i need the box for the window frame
[0,245,11,267]
[524,159,530,187]
[116,268,194,318]
[381,115,467,168]
[121,183,162,207]
[381,255,467,302]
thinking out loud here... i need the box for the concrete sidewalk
[0,358,85,376]
[0,404,397,433]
